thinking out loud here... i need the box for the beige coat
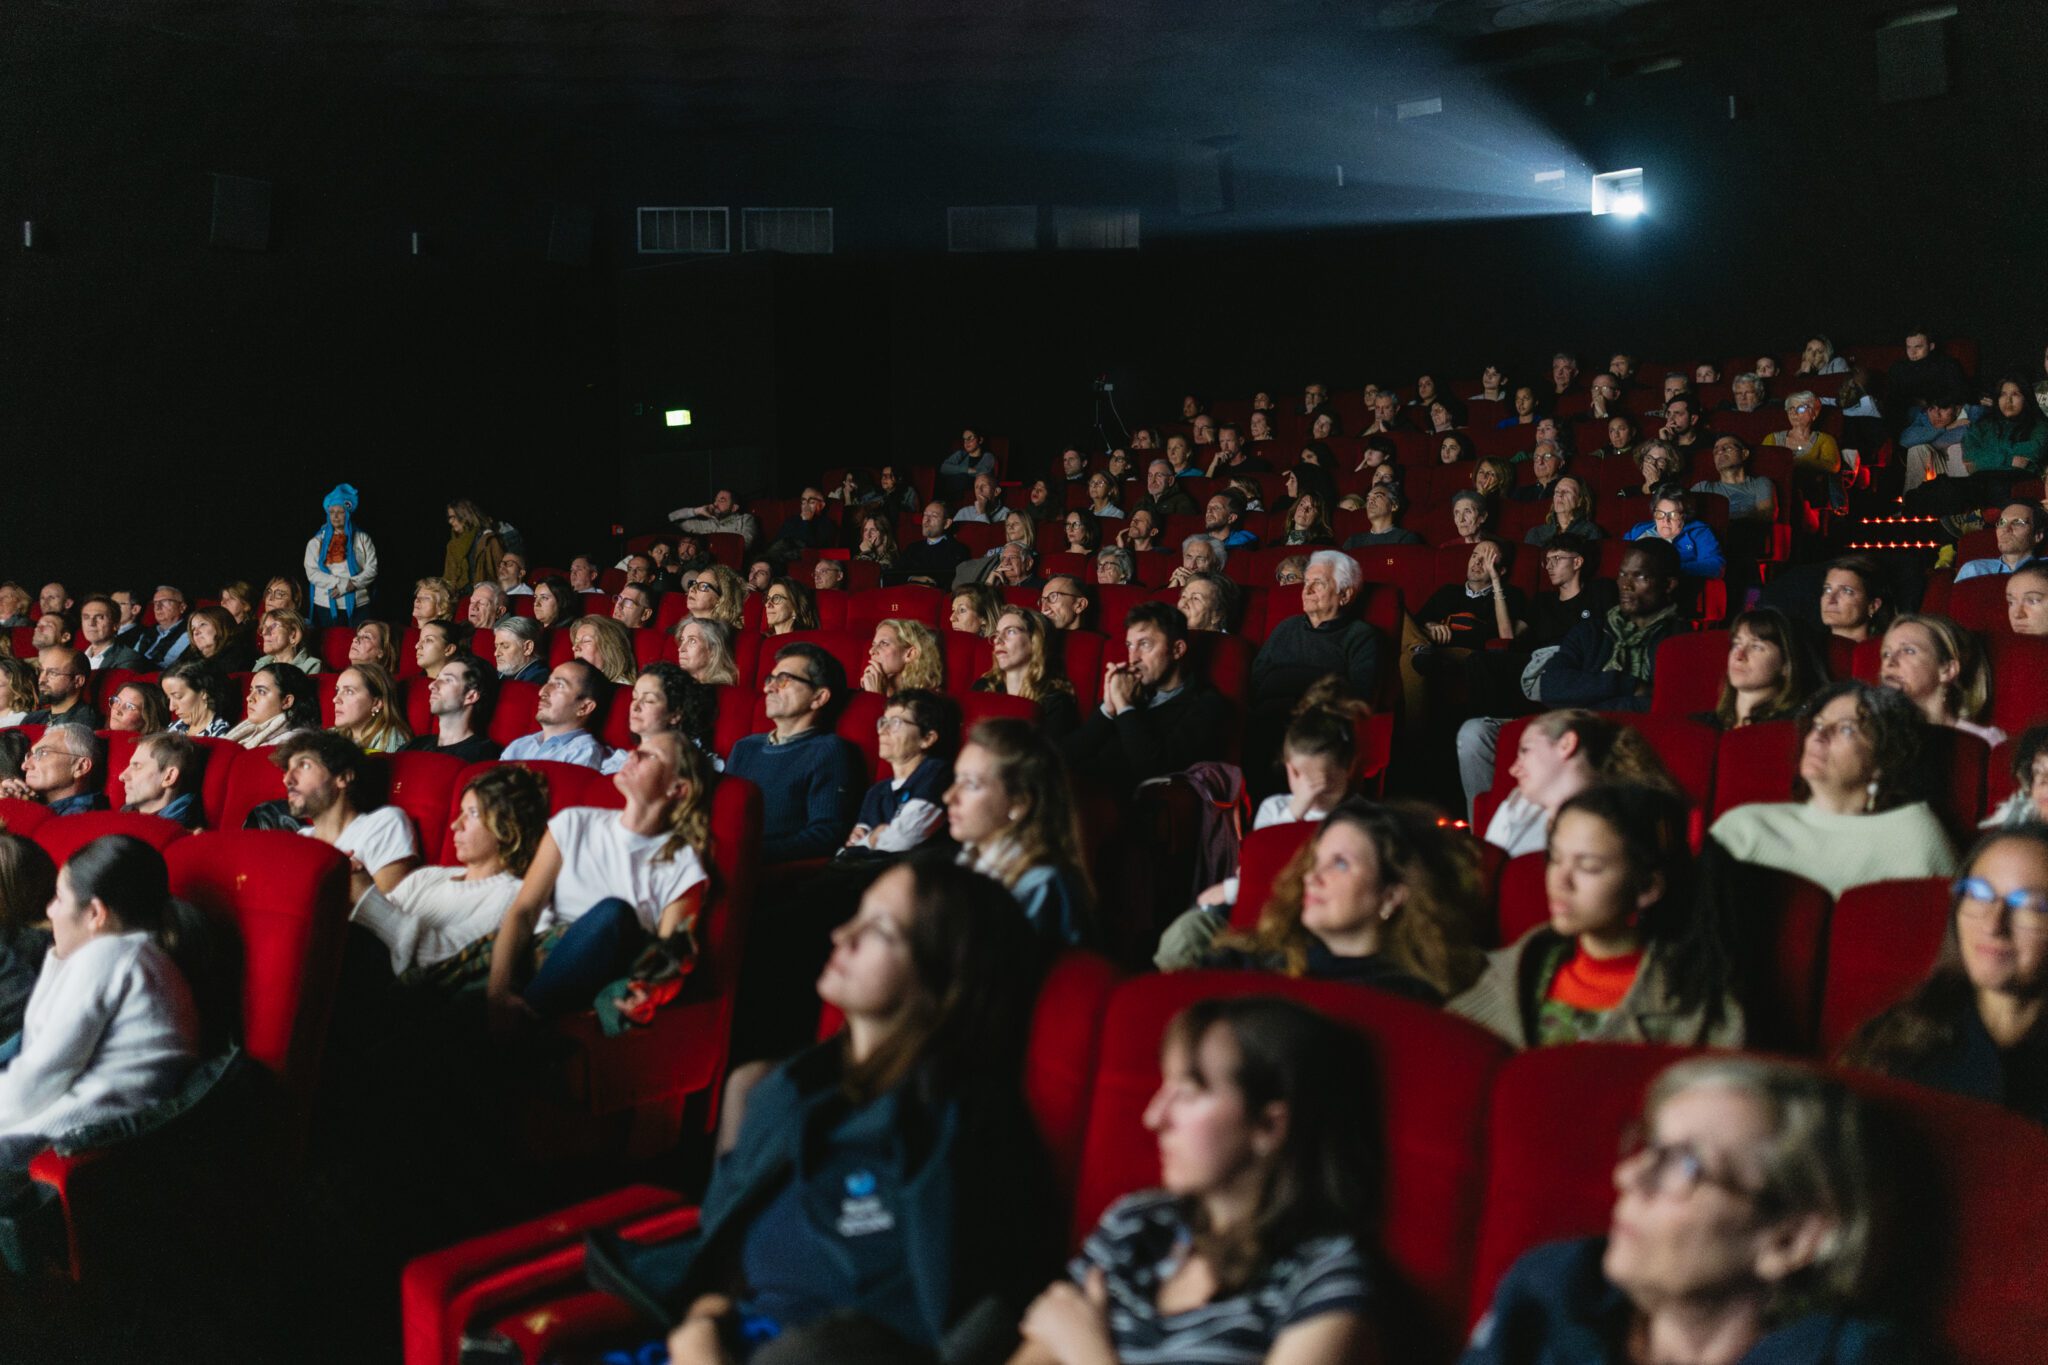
[1449,928,1746,1051]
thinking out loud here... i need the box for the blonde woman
[1879,613,2003,746]
[411,577,455,630]
[684,564,747,632]
[974,607,1080,740]
[331,663,413,753]
[760,578,818,638]
[218,580,257,628]
[948,583,1001,637]
[853,513,898,568]
[859,618,944,696]
[0,658,37,728]
[570,614,636,685]
[944,716,1092,945]
[347,620,401,675]
[674,617,740,688]
[253,609,322,674]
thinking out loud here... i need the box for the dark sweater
[402,731,504,763]
[728,724,869,861]
[1251,613,1382,712]
[1061,682,1235,792]
[888,537,972,587]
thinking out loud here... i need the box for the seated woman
[853,512,899,569]
[1984,724,2048,828]
[1497,385,1542,428]
[1474,457,1515,501]
[1588,413,1639,463]
[0,659,36,729]
[0,835,56,1044]
[1620,441,1683,501]
[331,663,413,754]
[1309,409,1342,441]
[684,565,748,634]
[1023,479,1061,524]
[1020,1001,1383,1365]
[253,608,323,674]
[1465,1055,1897,1364]
[1763,390,1841,492]
[674,617,741,688]
[1879,613,2004,746]
[186,605,254,673]
[218,580,257,629]
[485,732,713,1019]
[1472,364,1509,402]
[1086,472,1125,521]
[1438,432,1478,465]
[760,579,818,639]
[261,576,306,618]
[1447,490,1492,546]
[1202,799,1486,1001]
[530,574,580,631]
[1707,682,1956,899]
[975,608,1082,741]
[860,618,944,697]
[949,583,1002,637]
[1625,489,1726,579]
[106,680,171,737]
[1523,476,1603,548]
[2006,563,2048,637]
[347,619,401,676]
[411,576,455,631]
[225,663,319,749]
[840,689,958,861]
[1844,826,2048,1124]
[1428,395,1468,434]
[1961,373,2048,484]
[1059,510,1102,559]
[351,766,550,976]
[161,659,234,738]
[571,614,637,685]
[1116,508,1162,555]
[1454,783,1745,1048]
[945,717,1091,945]
[1282,491,1336,547]
[0,837,201,1187]
[416,618,464,680]
[601,662,719,775]
[614,860,1051,1365]
[1711,607,1822,729]
[1484,712,1680,859]
[1797,333,1850,376]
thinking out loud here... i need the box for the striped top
[1071,1190,1374,1364]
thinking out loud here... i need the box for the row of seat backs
[1654,627,2048,750]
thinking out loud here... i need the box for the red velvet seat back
[1650,630,1728,717]
[486,681,543,746]
[1074,973,1507,1361]
[29,810,189,866]
[1709,719,1799,819]
[164,831,352,1103]
[1817,877,1951,1057]
[1988,634,2048,738]
[1495,850,1547,945]
[386,751,468,861]
[219,746,288,828]
[1021,952,1121,1209]
[845,585,947,634]
[957,691,1038,729]
[1228,821,1318,929]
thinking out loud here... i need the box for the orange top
[1546,945,1643,1012]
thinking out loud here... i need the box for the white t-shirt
[543,806,709,934]
[1483,791,1549,859]
[300,805,419,876]
[351,866,520,974]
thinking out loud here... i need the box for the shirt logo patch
[837,1169,894,1236]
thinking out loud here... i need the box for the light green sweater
[1707,801,1957,900]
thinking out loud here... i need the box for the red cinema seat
[316,626,355,672]
[316,672,341,727]
[27,831,353,1280]
[1074,973,1507,1361]
[99,730,140,808]
[1495,850,1547,945]
[630,628,668,670]
[218,745,289,829]
[30,810,191,866]
[1988,634,2048,738]
[487,681,544,747]
[1051,630,1106,709]
[958,691,1039,729]
[1092,584,1154,638]
[402,676,433,738]
[1709,719,1800,819]
[385,751,468,858]
[1945,574,2007,635]
[1650,630,1729,716]
[845,584,947,634]
[1228,821,1318,930]
[1817,877,1952,1057]
[190,737,242,831]
[711,685,756,758]
[943,631,994,695]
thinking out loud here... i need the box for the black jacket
[1061,682,1234,792]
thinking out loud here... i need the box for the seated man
[1415,539,1528,647]
[1167,533,1227,588]
[768,487,835,552]
[468,582,509,632]
[77,594,150,672]
[1660,392,1713,452]
[1063,602,1233,792]
[726,642,868,861]
[6,724,109,814]
[1204,489,1260,550]
[1037,575,1092,631]
[1342,483,1425,548]
[1954,500,2044,582]
[119,731,205,828]
[1177,570,1236,635]
[29,613,72,653]
[1691,435,1778,523]
[959,540,1042,591]
[888,500,972,587]
[500,660,608,768]
[24,647,102,729]
[1626,488,1726,578]
[611,583,656,630]
[1899,389,1983,486]
[812,559,847,593]
[669,488,761,548]
[1536,538,1684,711]
[135,584,194,666]
[1136,459,1198,519]
[1251,550,1381,725]
[278,731,421,894]
[484,730,712,1021]
[840,689,956,860]
[950,471,1011,525]
[1511,443,1567,502]
[1204,423,1270,475]
[403,652,503,763]
[1058,446,1088,484]
[568,556,602,593]
[492,617,550,682]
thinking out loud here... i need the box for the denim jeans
[523,898,649,1015]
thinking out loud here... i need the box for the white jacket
[0,932,199,1167]
[302,530,380,609]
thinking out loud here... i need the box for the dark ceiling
[38,0,1797,138]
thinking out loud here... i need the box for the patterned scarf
[1601,602,1678,678]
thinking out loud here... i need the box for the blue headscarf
[319,484,364,615]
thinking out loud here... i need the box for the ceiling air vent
[947,206,1039,252]
[1053,207,1140,250]
[742,208,834,254]
[636,207,728,254]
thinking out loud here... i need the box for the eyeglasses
[1954,877,2048,936]
[1806,718,1867,745]
[1997,518,2037,531]
[764,670,815,690]
[26,746,77,762]
[686,580,720,595]
[876,715,917,733]
[1653,509,1685,523]
[1616,1123,1762,1202]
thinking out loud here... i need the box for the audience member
[1167,533,1226,588]
[1483,711,1680,858]
[500,660,609,768]
[891,501,972,588]
[1879,614,2003,745]
[402,652,501,763]
[1063,602,1232,793]
[2006,563,2048,637]
[1343,484,1424,548]
[1626,488,1725,579]
[0,835,54,1041]
[279,731,420,893]
[184,605,252,673]
[675,617,742,688]
[952,472,1011,526]
[442,500,505,597]
[1252,551,1380,720]
[727,642,868,861]
[684,564,748,632]
[346,619,399,675]
[612,582,657,629]
[1036,576,1092,632]
[23,648,101,729]
[1095,547,1137,586]
[492,616,549,682]
[1117,508,1164,554]
[945,717,1091,945]
[1136,459,1197,519]
[467,581,509,632]
[669,488,761,548]
[413,619,458,680]
[1525,475,1602,548]
[253,609,322,674]
[570,614,636,684]
[840,689,957,860]
[119,732,205,828]
[331,663,412,753]
[811,558,847,593]
[1533,540,1683,712]
[1819,555,1891,644]
[411,577,455,630]
[304,483,377,627]
[860,619,944,697]
[1953,500,2043,581]
[1203,491,1259,550]
[975,608,1083,741]
[937,427,999,498]
[76,595,149,672]
[161,659,233,738]
[1416,539,1527,647]
[531,575,581,630]
[1691,435,1778,524]
[0,659,34,729]
[1176,570,1235,635]
[4,725,108,815]
[134,585,194,666]
[1713,608,1822,729]
[949,584,1001,636]
[0,584,31,629]
[600,662,718,775]
[223,664,316,749]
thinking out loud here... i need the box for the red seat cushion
[1228,821,1318,930]
[30,810,190,865]
[1650,630,1729,717]
[1818,877,1952,1057]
